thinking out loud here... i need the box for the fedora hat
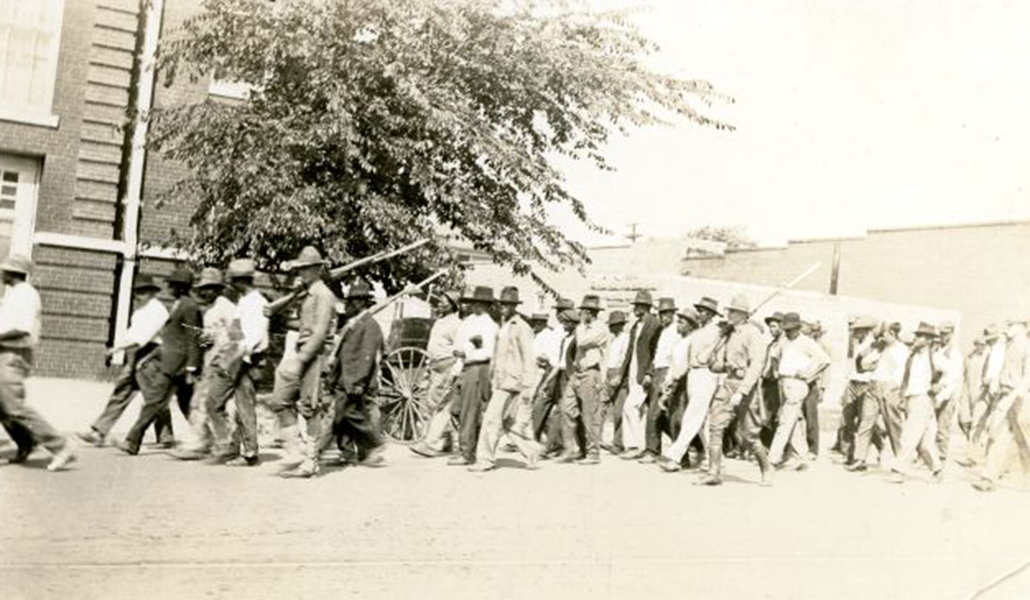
[580,294,602,311]
[462,285,495,303]
[631,290,654,307]
[0,254,32,276]
[555,297,575,311]
[167,266,194,286]
[346,280,374,300]
[560,308,580,324]
[227,258,256,280]
[196,267,224,289]
[726,293,751,315]
[781,312,802,331]
[133,274,160,292]
[938,321,956,334]
[677,306,700,325]
[530,312,550,323]
[608,310,627,326]
[914,321,937,338]
[437,290,460,310]
[498,286,522,305]
[764,311,784,325]
[983,324,1001,341]
[286,246,325,270]
[851,315,877,331]
[657,297,676,313]
[694,296,721,317]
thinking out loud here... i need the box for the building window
[0,153,40,258]
[0,0,63,128]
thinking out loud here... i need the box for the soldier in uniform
[0,255,76,471]
[703,294,770,486]
[266,247,337,478]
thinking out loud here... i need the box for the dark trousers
[602,368,628,451]
[208,357,263,459]
[804,384,822,456]
[0,350,66,455]
[853,382,901,464]
[667,376,688,442]
[760,377,781,447]
[91,354,174,443]
[123,361,194,452]
[454,362,491,463]
[332,391,383,454]
[835,380,868,461]
[644,368,669,455]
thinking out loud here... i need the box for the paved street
[2,379,1029,600]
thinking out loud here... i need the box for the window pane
[2,171,16,183]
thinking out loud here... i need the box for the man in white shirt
[600,311,629,454]
[971,324,1007,445]
[208,259,268,467]
[641,297,680,464]
[411,290,464,458]
[850,322,908,471]
[838,316,877,465]
[557,294,610,465]
[78,274,172,447]
[889,322,944,483]
[932,321,964,462]
[768,313,831,468]
[0,255,76,471]
[656,306,705,472]
[447,286,498,466]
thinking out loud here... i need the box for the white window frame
[0,153,40,257]
[0,0,65,128]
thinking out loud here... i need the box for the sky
[554,0,1030,246]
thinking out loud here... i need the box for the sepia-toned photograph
[1,0,1029,598]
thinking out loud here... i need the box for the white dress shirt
[778,334,831,381]
[123,297,169,348]
[237,289,269,356]
[426,312,462,363]
[653,323,681,370]
[871,341,909,386]
[605,329,630,371]
[933,343,964,404]
[534,326,563,368]
[904,349,934,397]
[458,313,497,363]
[0,281,41,349]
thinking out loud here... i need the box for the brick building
[0,0,235,379]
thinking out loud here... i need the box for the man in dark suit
[620,290,661,460]
[119,266,202,455]
[330,280,386,466]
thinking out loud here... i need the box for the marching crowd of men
[0,246,1028,491]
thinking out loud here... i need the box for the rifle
[324,269,447,373]
[265,238,430,317]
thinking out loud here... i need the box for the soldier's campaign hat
[286,246,325,270]
[726,293,751,315]
[498,286,521,305]
[196,268,224,289]
[656,297,677,313]
[0,253,33,276]
[227,258,256,279]
[437,290,461,310]
[556,297,575,311]
[346,280,375,300]
[938,321,956,334]
[631,290,654,307]
[462,285,495,303]
[764,311,784,325]
[677,306,700,325]
[530,313,550,323]
[167,266,194,286]
[580,294,602,311]
[781,312,802,331]
[560,308,580,324]
[914,322,938,338]
[694,296,722,317]
[133,274,160,292]
[608,310,627,326]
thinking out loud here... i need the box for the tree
[150,0,733,290]
[684,225,757,250]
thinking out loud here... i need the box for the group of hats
[133,258,261,294]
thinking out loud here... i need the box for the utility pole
[626,222,642,244]
[829,241,842,295]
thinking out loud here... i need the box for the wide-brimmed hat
[608,310,627,326]
[498,286,521,305]
[657,297,676,313]
[167,266,194,286]
[631,290,654,307]
[0,254,33,276]
[560,308,580,324]
[555,297,575,311]
[851,315,878,331]
[809,320,824,334]
[196,267,224,289]
[914,321,937,338]
[462,285,495,303]
[133,274,160,292]
[436,290,460,310]
[227,258,256,280]
[983,324,1001,341]
[286,246,325,270]
[580,294,602,311]
[726,293,750,315]
[530,313,550,323]
[764,311,784,325]
[781,312,802,331]
[694,297,721,317]
[677,306,700,325]
[346,280,374,300]
[938,321,956,334]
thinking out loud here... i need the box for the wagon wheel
[377,346,432,443]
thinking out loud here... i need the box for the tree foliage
[684,225,757,250]
[151,0,733,290]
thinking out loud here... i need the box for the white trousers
[769,378,810,465]
[894,393,940,473]
[663,368,717,463]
